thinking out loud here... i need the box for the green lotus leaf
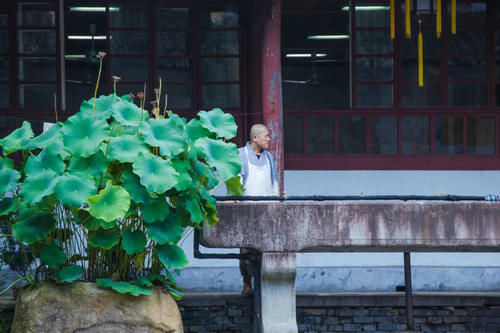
[194,138,241,181]
[204,209,219,226]
[0,157,14,170]
[96,278,152,296]
[56,265,82,283]
[156,244,189,269]
[198,188,218,226]
[79,94,116,120]
[0,197,17,216]
[111,99,149,127]
[198,108,237,139]
[25,122,62,150]
[147,214,184,245]
[167,111,187,127]
[135,276,153,288]
[12,211,56,244]
[68,150,107,182]
[141,118,186,157]
[186,118,212,144]
[25,150,65,177]
[107,135,149,163]
[122,230,146,255]
[19,170,58,205]
[164,284,184,301]
[40,243,66,269]
[132,153,179,194]
[185,198,203,224]
[77,209,112,231]
[147,273,166,283]
[62,112,110,157]
[171,159,192,192]
[121,168,150,204]
[0,169,20,196]
[88,181,130,222]
[88,228,120,249]
[199,187,216,210]
[141,196,170,224]
[55,174,97,207]
[225,176,244,196]
[0,121,34,155]
[193,160,219,189]
[44,139,71,159]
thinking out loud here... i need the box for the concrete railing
[201,201,500,332]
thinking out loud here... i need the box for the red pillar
[261,0,284,193]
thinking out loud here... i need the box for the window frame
[283,0,500,170]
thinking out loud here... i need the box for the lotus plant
[0,93,243,298]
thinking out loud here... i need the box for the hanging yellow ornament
[390,0,395,39]
[405,0,411,38]
[451,0,456,34]
[418,20,423,87]
[436,0,442,38]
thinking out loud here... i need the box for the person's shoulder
[263,149,275,159]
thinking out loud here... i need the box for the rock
[11,282,183,333]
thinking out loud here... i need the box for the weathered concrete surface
[260,253,297,333]
[11,282,183,333]
[203,201,500,252]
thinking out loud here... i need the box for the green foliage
[0,94,242,298]
[96,278,152,296]
[87,181,130,222]
[0,121,34,155]
[121,230,146,255]
[12,211,56,244]
[56,265,82,283]
[40,243,66,269]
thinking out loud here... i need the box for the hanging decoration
[405,0,411,38]
[390,0,395,39]
[436,0,442,38]
[389,0,458,86]
[418,19,423,87]
[451,0,456,34]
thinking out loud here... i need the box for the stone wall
[3,293,500,332]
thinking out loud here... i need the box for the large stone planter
[11,282,183,333]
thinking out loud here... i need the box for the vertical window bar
[496,115,499,155]
[105,3,111,94]
[462,115,467,155]
[302,115,306,154]
[430,114,435,154]
[334,115,339,154]
[349,0,353,109]
[58,0,65,111]
[397,115,402,154]
[365,116,371,154]
[487,0,495,107]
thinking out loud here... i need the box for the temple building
[1,0,500,295]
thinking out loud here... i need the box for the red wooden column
[261,0,284,193]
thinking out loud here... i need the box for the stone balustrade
[202,201,500,332]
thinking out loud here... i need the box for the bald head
[250,124,268,138]
[249,124,270,153]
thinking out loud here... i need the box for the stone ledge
[297,292,500,307]
[204,201,500,252]
[4,292,500,308]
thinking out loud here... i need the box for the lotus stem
[0,234,12,237]
[0,276,27,296]
[163,94,168,118]
[190,165,209,199]
[157,78,162,112]
[92,55,104,121]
